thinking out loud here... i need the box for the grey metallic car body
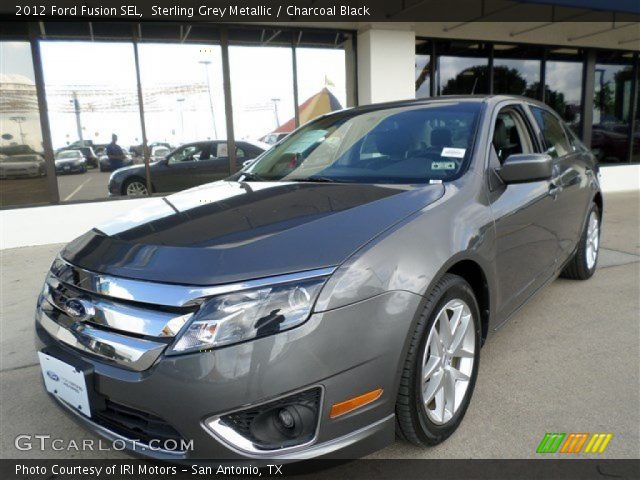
[35,96,601,460]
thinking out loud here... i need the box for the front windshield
[243,102,482,184]
[57,151,81,159]
[153,148,170,157]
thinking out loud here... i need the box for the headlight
[167,277,327,354]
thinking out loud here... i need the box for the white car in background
[0,153,47,179]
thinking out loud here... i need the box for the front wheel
[396,274,481,446]
[123,177,150,197]
[561,203,600,280]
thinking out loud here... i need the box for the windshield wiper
[238,172,266,182]
[289,176,343,183]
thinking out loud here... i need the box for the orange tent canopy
[272,87,343,134]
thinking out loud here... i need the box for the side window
[531,107,571,158]
[216,143,228,158]
[167,144,209,164]
[564,125,585,153]
[236,147,246,158]
[492,109,533,164]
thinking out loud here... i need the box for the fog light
[277,408,296,429]
[205,387,321,453]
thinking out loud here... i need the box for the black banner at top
[3,0,640,22]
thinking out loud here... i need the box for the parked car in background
[129,142,173,158]
[150,145,171,162]
[57,146,99,168]
[99,152,134,172]
[108,140,266,196]
[76,147,99,168]
[55,150,87,174]
[591,125,639,163]
[0,153,46,179]
[36,96,602,461]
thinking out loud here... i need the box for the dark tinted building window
[437,42,490,95]
[0,41,52,207]
[544,49,584,132]
[591,54,635,164]
[415,40,432,98]
[493,44,543,99]
[40,41,142,203]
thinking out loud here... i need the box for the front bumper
[56,163,85,173]
[35,289,421,460]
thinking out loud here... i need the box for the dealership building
[1,1,639,248]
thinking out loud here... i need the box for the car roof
[343,94,549,115]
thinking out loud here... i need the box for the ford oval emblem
[46,370,59,382]
[64,298,94,321]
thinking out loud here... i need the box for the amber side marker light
[330,388,383,418]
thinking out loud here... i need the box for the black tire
[561,202,600,280]
[396,273,481,446]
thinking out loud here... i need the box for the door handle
[548,182,562,199]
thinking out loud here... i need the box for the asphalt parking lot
[56,168,113,202]
[0,191,638,459]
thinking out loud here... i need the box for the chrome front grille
[38,257,336,372]
[37,258,196,371]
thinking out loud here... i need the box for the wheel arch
[445,259,491,344]
[593,190,603,217]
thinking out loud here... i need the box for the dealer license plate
[38,352,91,417]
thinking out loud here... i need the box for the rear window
[245,102,482,184]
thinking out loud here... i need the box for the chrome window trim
[38,305,167,372]
[52,257,336,308]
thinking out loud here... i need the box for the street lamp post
[71,91,83,143]
[198,60,219,139]
[176,97,185,143]
[271,98,281,127]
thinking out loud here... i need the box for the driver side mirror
[496,153,553,184]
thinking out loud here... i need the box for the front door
[487,106,561,319]
[153,143,211,192]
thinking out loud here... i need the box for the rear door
[487,104,561,319]
[528,106,594,263]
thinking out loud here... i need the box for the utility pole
[271,98,281,127]
[198,60,218,139]
[71,91,83,143]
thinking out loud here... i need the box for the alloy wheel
[421,299,476,425]
[126,181,149,196]
[585,211,599,269]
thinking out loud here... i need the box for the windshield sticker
[441,147,466,158]
[431,161,456,170]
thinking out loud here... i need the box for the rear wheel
[561,203,600,280]
[396,274,481,446]
[123,177,149,197]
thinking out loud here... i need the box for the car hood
[61,180,444,285]
[0,161,41,169]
